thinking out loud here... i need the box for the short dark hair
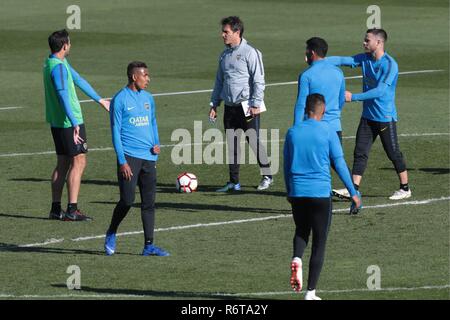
[305,93,325,115]
[306,37,328,58]
[221,16,244,38]
[366,28,388,42]
[48,29,70,53]
[127,61,148,82]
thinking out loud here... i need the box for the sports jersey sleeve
[351,82,389,101]
[293,73,309,125]
[380,57,398,86]
[210,55,224,107]
[329,131,357,197]
[327,54,366,68]
[338,73,346,110]
[51,64,79,127]
[110,95,127,165]
[283,130,293,195]
[150,95,160,146]
[69,65,102,103]
[247,48,265,107]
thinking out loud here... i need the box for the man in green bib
[43,29,110,221]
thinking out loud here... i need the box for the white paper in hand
[241,100,267,117]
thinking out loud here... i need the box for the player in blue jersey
[328,29,411,200]
[104,61,169,257]
[284,94,361,300]
[294,37,345,137]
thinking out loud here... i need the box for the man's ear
[132,73,137,82]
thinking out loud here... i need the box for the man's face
[305,48,314,65]
[363,33,381,53]
[133,68,150,90]
[222,24,240,46]
[63,39,71,57]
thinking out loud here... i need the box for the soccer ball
[176,172,198,193]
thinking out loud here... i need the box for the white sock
[292,257,301,263]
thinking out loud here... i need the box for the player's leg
[105,156,140,255]
[244,112,273,190]
[66,153,86,206]
[49,127,71,219]
[109,155,140,232]
[378,121,411,200]
[139,160,169,256]
[58,124,90,221]
[352,118,378,190]
[290,197,312,292]
[218,105,241,191]
[305,197,332,300]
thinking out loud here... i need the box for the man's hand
[151,145,160,155]
[73,125,84,145]
[99,98,110,112]
[345,91,352,102]
[209,107,217,123]
[350,193,362,215]
[249,106,261,117]
[119,163,133,181]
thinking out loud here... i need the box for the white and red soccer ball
[176,172,198,193]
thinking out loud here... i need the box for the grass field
[0,0,448,301]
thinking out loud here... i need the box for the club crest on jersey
[236,54,242,60]
[144,102,150,110]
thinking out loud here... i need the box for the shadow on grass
[50,284,259,300]
[92,201,290,215]
[378,167,450,175]
[0,242,113,256]
[10,178,118,186]
[0,213,50,220]
[10,178,286,196]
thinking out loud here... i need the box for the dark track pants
[352,118,406,176]
[224,105,271,184]
[291,197,332,291]
[108,155,157,244]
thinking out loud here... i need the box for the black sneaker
[63,210,93,222]
[49,210,64,220]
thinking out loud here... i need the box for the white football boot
[389,189,412,200]
[305,289,322,300]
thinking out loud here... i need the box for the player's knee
[72,154,87,169]
[119,198,134,208]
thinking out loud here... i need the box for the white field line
[0,132,448,158]
[0,107,24,111]
[0,284,448,299]
[78,69,444,103]
[18,196,450,248]
[216,284,450,297]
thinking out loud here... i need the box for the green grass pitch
[0,0,448,300]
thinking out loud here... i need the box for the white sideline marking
[0,284,448,299]
[78,69,444,103]
[20,238,64,248]
[0,107,24,111]
[18,196,450,248]
[0,132,448,158]
[216,284,450,297]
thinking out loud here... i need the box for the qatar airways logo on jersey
[129,115,149,127]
